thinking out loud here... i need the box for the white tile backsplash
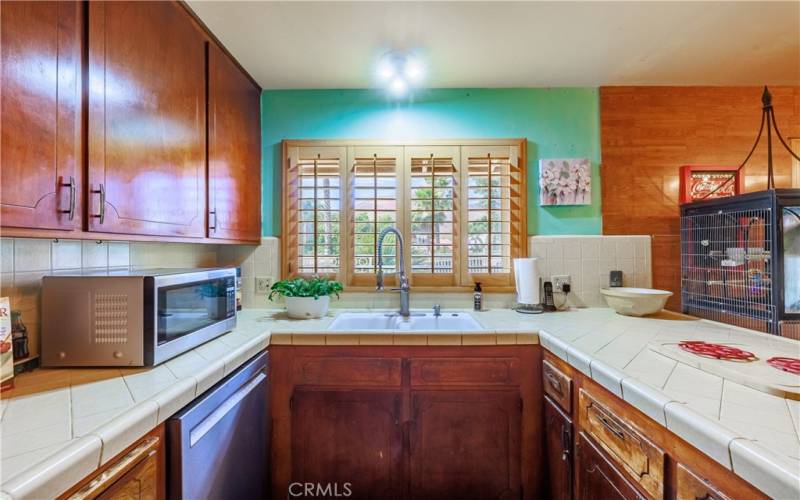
[51,240,82,270]
[81,240,108,269]
[107,241,130,268]
[14,239,51,272]
[528,235,652,307]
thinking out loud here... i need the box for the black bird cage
[679,87,800,337]
[680,189,800,337]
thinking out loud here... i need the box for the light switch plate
[551,275,571,293]
[255,277,273,294]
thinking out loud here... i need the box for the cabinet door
[208,43,261,241]
[291,389,403,500]
[409,390,521,500]
[576,433,645,500]
[545,396,573,500]
[1,1,81,230]
[87,1,206,237]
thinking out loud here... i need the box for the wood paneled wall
[600,86,800,310]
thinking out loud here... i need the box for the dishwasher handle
[189,371,267,447]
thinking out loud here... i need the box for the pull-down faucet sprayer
[376,226,410,317]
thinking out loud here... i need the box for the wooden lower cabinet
[291,389,404,500]
[60,425,165,500]
[271,345,542,500]
[576,433,645,500]
[544,396,573,500]
[543,350,769,500]
[675,463,729,500]
[409,390,521,500]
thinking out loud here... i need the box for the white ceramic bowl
[600,287,673,317]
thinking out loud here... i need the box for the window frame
[282,139,527,292]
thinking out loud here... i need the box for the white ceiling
[187,1,800,89]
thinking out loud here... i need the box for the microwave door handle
[188,372,266,447]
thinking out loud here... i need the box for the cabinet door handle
[59,176,76,220]
[91,183,105,224]
[561,426,571,461]
[209,210,217,231]
[68,436,159,500]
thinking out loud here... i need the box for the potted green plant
[268,277,343,319]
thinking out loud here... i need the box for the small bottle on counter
[473,282,483,311]
[235,267,243,311]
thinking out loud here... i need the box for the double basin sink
[327,311,483,331]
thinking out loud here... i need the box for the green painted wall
[261,88,601,236]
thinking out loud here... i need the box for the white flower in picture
[539,158,591,206]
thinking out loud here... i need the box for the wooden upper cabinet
[87,1,206,237]
[207,42,261,241]
[1,1,82,230]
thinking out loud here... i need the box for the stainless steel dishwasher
[167,351,269,499]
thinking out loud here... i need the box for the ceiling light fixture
[376,51,425,98]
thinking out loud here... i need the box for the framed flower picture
[539,158,591,206]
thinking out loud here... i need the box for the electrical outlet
[551,274,571,293]
[255,277,273,294]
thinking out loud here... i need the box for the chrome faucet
[376,226,410,317]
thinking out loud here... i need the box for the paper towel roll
[514,258,541,305]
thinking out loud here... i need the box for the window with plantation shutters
[406,146,461,286]
[283,140,526,290]
[283,146,346,279]
[348,146,403,286]
[461,145,525,287]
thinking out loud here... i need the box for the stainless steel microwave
[41,268,237,367]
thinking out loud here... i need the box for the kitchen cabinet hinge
[519,398,523,411]
[289,396,293,411]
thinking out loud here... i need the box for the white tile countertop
[1,307,799,499]
[0,310,271,499]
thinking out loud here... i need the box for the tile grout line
[784,398,800,443]
[659,358,680,390]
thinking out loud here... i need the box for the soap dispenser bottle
[473,282,483,311]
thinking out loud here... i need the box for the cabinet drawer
[293,357,402,386]
[410,357,521,386]
[578,389,664,499]
[543,359,572,412]
[676,463,729,500]
[65,434,161,499]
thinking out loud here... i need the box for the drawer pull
[597,413,626,441]
[68,436,159,500]
[545,370,564,395]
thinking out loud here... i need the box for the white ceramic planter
[284,296,330,319]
